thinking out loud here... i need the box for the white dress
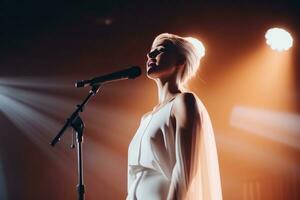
[127,92,222,200]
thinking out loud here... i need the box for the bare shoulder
[171,92,200,127]
[172,92,198,113]
[141,111,152,120]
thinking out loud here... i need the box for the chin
[146,67,157,76]
[146,71,157,79]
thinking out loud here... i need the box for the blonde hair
[152,33,205,91]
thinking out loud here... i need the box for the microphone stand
[50,84,101,200]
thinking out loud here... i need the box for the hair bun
[184,37,205,59]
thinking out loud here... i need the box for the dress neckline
[149,93,181,116]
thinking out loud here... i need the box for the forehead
[151,39,175,49]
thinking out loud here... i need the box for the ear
[176,54,186,66]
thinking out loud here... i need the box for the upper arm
[171,92,201,131]
[171,92,201,182]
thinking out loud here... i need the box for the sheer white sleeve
[167,94,223,200]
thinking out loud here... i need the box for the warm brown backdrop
[0,1,299,199]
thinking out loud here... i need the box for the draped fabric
[127,92,222,200]
[185,95,223,200]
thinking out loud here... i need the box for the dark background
[0,0,299,199]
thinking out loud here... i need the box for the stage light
[185,37,205,58]
[265,28,293,51]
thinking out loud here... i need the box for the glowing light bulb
[265,28,293,51]
[185,37,205,58]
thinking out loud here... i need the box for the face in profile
[146,39,183,81]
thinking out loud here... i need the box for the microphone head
[128,66,142,79]
[75,80,87,88]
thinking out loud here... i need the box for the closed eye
[147,46,166,58]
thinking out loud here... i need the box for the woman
[127,33,222,200]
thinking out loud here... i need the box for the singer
[126,33,222,200]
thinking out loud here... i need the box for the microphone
[75,66,141,88]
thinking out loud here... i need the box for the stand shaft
[77,137,85,200]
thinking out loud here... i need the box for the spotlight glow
[265,28,293,51]
[185,37,205,58]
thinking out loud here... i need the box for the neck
[155,77,182,105]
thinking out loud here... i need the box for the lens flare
[265,28,293,51]
[185,37,205,58]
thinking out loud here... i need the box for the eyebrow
[150,45,163,52]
